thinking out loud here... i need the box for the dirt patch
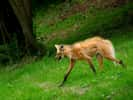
[37,24,80,43]
[38,82,57,90]
[59,1,89,21]
[61,85,91,95]
[37,81,91,95]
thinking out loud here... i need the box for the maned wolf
[55,36,125,86]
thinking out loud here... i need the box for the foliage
[0,37,20,64]
[0,0,45,64]
[34,2,133,55]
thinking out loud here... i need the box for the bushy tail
[104,39,117,66]
[110,44,116,58]
[110,45,117,66]
[104,39,115,58]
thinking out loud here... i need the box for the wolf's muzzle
[55,55,62,61]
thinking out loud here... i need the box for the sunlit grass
[0,34,133,99]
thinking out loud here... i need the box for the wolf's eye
[60,45,64,48]
[60,46,64,52]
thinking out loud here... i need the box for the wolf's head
[55,44,65,60]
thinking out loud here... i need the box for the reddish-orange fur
[55,36,125,86]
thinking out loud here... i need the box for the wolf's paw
[58,83,64,87]
[119,60,126,68]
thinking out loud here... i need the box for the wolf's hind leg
[87,59,96,74]
[81,51,96,74]
[104,55,125,68]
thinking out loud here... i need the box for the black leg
[59,73,69,87]
[119,60,126,68]
[59,59,75,87]
[87,60,96,74]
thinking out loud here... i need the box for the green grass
[0,32,133,99]
[0,1,133,100]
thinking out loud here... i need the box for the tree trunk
[8,0,40,54]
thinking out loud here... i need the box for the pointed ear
[55,44,59,49]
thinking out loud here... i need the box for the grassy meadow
[0,31,133,100]
[0,1,133,100]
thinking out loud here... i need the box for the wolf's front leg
[59,59,75,87]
